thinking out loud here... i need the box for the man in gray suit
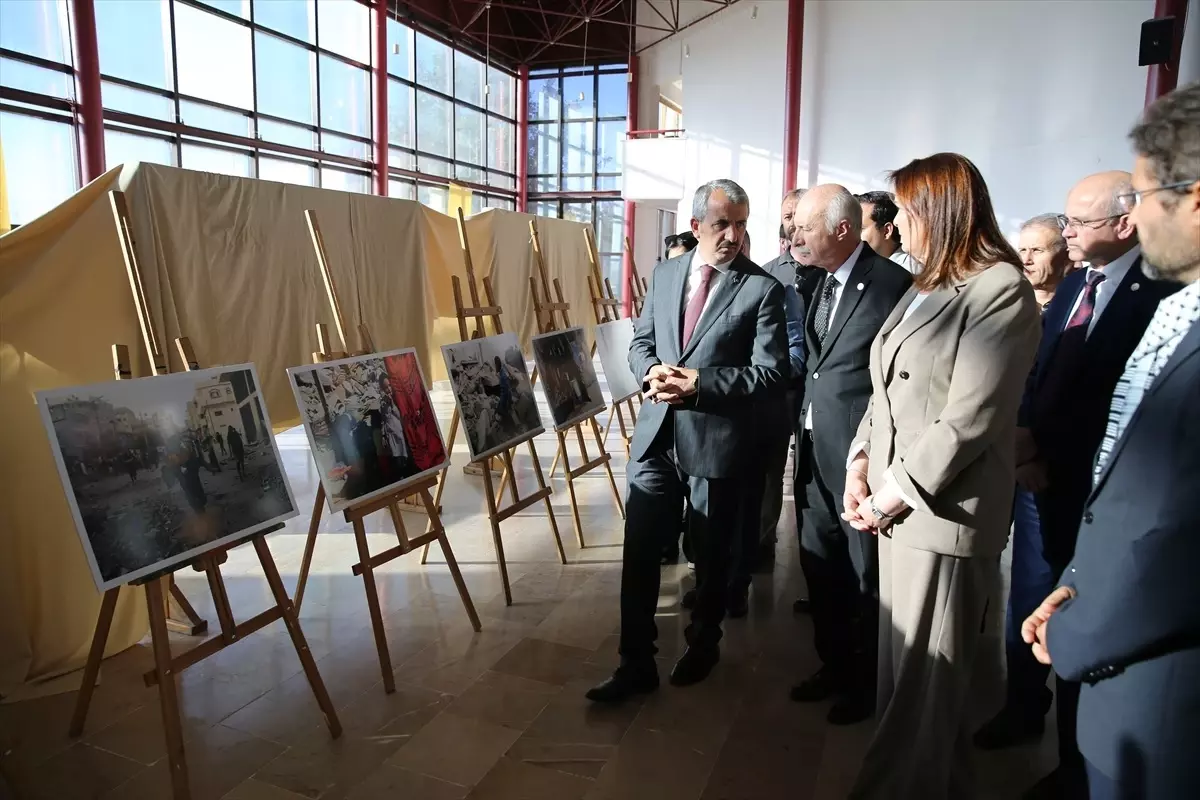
[587,179,789,702]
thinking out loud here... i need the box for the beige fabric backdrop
[0,164,597,697]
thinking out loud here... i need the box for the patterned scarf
[1094,280,1200,483]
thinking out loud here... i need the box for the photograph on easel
[531,326,606,431]
[36,366,298,591]
[593,318,640,403]
[441,333,543,462]
[287,348,448,513]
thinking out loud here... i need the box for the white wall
[631,0,1193,268]
[634,0,788,269]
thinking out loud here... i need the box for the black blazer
[1022,255,1179,564]
[627,251,788,479]
[801,244,912,494]
[1046,311,1200,796]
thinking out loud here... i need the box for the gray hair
[1130,80,1200,205]
[1020,213,1068,253]
[692,178,750,221]
[823,187,863,237]
[1107,177,1134,216]
[783,188,807,204]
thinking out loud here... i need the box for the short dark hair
[1129,80,1200,204]
[856,190,902,244]
[664,230,698,259]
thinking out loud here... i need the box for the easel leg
[252,537,342,738]
[591,417,626,520]
[616,402,632,457]
[165,576,207,636]
[294,483,326,612]
[548,446,562,480]
[68,587,120,737]
[351,517,396,693]
[420,489,481,632]
[527,439,567,564]
[422,410,458,565]
[480,461,513,605]
[495,449,520,503]
[145,578,191,800]
[559,431,586,549]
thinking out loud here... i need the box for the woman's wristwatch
[869,497,894,522]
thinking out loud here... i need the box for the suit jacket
[1023,256,1179,564]
[627,251,788,479]
[758,252,808,445]
[802,245,911,496]
[1046,314,1200,794]
[854,263,1041,557]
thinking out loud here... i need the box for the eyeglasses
[1116,180,1199,212]
[1055,213,1123,231]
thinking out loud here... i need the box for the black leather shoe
[789,667,844,702]
[727,588,749,619]
[585,663,659,704]
[974,705,1045,750]
[681,588,697,610]
[1022,762,1088,800]
[826,693,874,725]
[660,544,679,566]
[669,645,720,687]
[792,597,811,614]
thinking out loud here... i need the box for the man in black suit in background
[1025,79,1200,800]
[1015,170,1179,800]
[587,178,788,703]
[788,185,912,725]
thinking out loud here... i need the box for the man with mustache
[587,178,788,701]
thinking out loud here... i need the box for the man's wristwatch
[869,497,894,522]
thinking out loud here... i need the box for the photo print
[37,365,297,591]
[441,333,543,462]
[531,326,606,430]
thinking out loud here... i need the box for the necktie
[1065,270,1107,331]
[681,265,715,348]
[814,274,838,342]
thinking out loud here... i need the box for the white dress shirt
[804,242,865,430]
[1064,244,1141,336]
[890,248,920,275]
[686,249,732,321]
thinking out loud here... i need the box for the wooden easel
[108,190,208,637]
[69,341,342,800]
[419,208,565,605]
[584,227,640,457]
[290,210,481,693]
[528,219,625,549]
[626,236,649,317]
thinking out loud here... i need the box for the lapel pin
[856,282,864,291]
[1131,283,1140,291]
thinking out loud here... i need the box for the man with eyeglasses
[1012,171,1181,799]
[1023,78,1200,800]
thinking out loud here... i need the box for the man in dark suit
[1024,80,1200,800]
[587,178,788,703]
[788,184,912,725]
[1015,170,1180,800]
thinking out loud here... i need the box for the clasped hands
[841,457,907,534]
[644,364,699,404]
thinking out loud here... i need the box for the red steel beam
[516,64,530,212]
[782,0,804,191]
[622,53,638,318]
[71,0,105,182]
[373,0,389,195]
[1144,0,1190,105]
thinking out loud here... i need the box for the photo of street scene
[37,365,297,591]
[442,333,543,462]
[288,348,448,512]
[532,326,606,431]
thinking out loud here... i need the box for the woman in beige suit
[845,153,1041,799]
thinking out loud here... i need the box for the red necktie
[1065,270,1107,331]
[681,265,715,348]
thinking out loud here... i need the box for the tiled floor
[0,384,1058,799]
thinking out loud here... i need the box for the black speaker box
[1139,17,1178,66]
